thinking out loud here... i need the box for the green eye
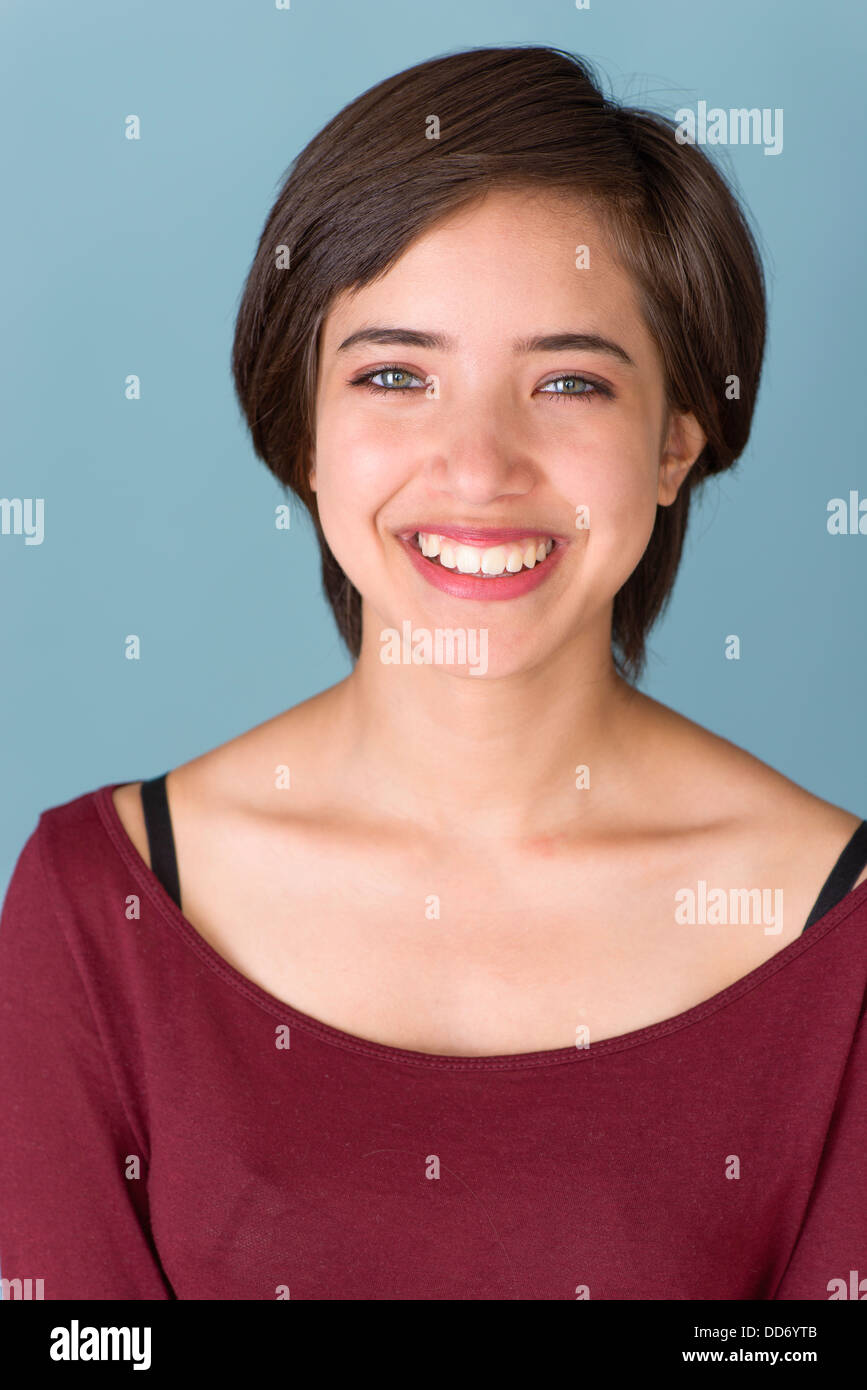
[541,376,593,396]
[366,369,422,391]
[354,366,424,392]
[536,375,615,404]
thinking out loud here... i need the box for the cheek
[311,415,405,587]
[315,409,409,508]
[554,414,659,533]
[552,418,661,593]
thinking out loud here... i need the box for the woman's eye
[537,375,610,402]
[353,367,424,393]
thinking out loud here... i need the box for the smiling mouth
[409,531,556,577]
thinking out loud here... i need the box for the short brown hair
[232,44,766,680]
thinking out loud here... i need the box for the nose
[423,399,537,505]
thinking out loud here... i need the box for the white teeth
[438,541,457,569]
[415,531,556,576]
[454,544,481,574]
[481,546,508,576]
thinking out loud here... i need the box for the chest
[173,827,809,1055]
[143,1014,818,1301]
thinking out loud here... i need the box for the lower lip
[398,535,566,600]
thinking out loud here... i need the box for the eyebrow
[336,326,636,367]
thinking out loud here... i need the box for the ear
[308,457,317,493]
[658,408,706,506]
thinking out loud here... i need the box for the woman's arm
[0,825,173,1300]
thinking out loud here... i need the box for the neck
[327,607,643,841]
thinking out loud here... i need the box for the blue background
[1,0,865,901]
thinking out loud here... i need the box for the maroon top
[1,782,867,1301]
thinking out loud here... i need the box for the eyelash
[348,365,614,403]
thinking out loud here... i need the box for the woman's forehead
[318,191,646,358]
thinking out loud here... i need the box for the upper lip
[397,523,566,546]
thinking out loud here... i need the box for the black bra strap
[140,772,181,910]
[802,819,867,932]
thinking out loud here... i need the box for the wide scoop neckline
[93,781,867,1072]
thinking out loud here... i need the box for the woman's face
[311,187,705,679]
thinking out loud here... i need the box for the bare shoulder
[635,691,867,889]
[111,780,150,866]
[110,681,349,867]
[168,682,348,816]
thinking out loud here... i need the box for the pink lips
[398,531,566,601]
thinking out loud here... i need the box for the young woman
[2,45,865,1302]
